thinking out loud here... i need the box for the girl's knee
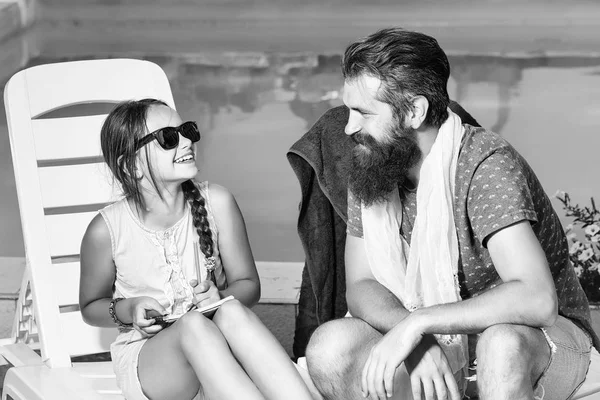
[176,311,220,344]
[212,299,253,332]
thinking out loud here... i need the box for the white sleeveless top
[100,180,226,345]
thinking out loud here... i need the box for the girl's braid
[182,180,216,281]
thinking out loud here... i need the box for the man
[304,27,599,400]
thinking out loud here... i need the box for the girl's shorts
[112,338,204,400]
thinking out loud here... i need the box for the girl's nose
[178,132,192,147]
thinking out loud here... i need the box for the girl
[79,98,314,400]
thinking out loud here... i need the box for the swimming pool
[1,47,600,262]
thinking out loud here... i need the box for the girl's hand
[129,296,167,336]
[190,279,221,308]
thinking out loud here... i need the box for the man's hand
[361,314,423,399]
[361,315,460,400]
[129,296,167,336]
[405,335,460,400]
[190,279,221,308]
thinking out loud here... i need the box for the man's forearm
[347,279,411,333]
[413,280,558,335]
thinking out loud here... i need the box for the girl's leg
[137,311,265,400]
[212,300,314,400]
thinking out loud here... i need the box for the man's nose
[345,114,361,136]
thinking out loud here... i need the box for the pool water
[1,53,600,261]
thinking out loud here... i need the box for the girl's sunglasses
[135,121,201,151]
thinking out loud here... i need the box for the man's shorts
[532,315,593,400]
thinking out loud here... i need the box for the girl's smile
[174,152,195,164]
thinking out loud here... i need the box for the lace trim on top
[124,200,195,316]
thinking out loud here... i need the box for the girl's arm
[79,214,165,331]
[79,213,123,327]
[209,184,261,307]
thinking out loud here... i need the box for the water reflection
[1,52,600,260]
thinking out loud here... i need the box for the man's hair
[342,27,451,128]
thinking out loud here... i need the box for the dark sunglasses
[135,121,201,151]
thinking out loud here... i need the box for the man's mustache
[351,132,377,147]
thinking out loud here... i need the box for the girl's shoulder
[82,212,112,252]
[193,180,233,204]
[99,197,128,215]
[193,180,238,219]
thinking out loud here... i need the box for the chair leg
[3,385,21,400]
[2,368,41,400]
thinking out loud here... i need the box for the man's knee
[476,324,548,396]
[476,324,531,366]
[307,319,351,363]
[305,318,378,399]
[306,319,353,381]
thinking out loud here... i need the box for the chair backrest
[4,59,175,368]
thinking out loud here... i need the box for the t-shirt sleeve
[466,148,538,246]
[346,189,364,238]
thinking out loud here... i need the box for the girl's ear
[118,155,144,180]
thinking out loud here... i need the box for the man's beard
[347,122,421,207]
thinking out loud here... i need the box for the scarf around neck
[361,109,468,377]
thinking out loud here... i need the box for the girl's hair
[182,180,214,261]
[101,98,214,262]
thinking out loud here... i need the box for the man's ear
[407,96,429,129]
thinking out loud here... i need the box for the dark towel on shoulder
[287,102,480,358]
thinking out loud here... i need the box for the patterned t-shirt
[347,125,599,350]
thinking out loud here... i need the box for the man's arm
[360,220,558,400]
[349,233,463,400]
[345,234,409,333]
[413,219,558,334]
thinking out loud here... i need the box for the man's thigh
[532,316,593,400]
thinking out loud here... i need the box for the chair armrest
[0,342,44,367]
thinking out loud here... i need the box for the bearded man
[304,28,599,400]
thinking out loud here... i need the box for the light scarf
[361,109,468,377]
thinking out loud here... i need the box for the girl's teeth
[175,155,193,163]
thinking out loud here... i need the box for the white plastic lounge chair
[0,58,178,400]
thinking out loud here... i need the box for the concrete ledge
[0,257,301,303]
[0,257,301,339]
